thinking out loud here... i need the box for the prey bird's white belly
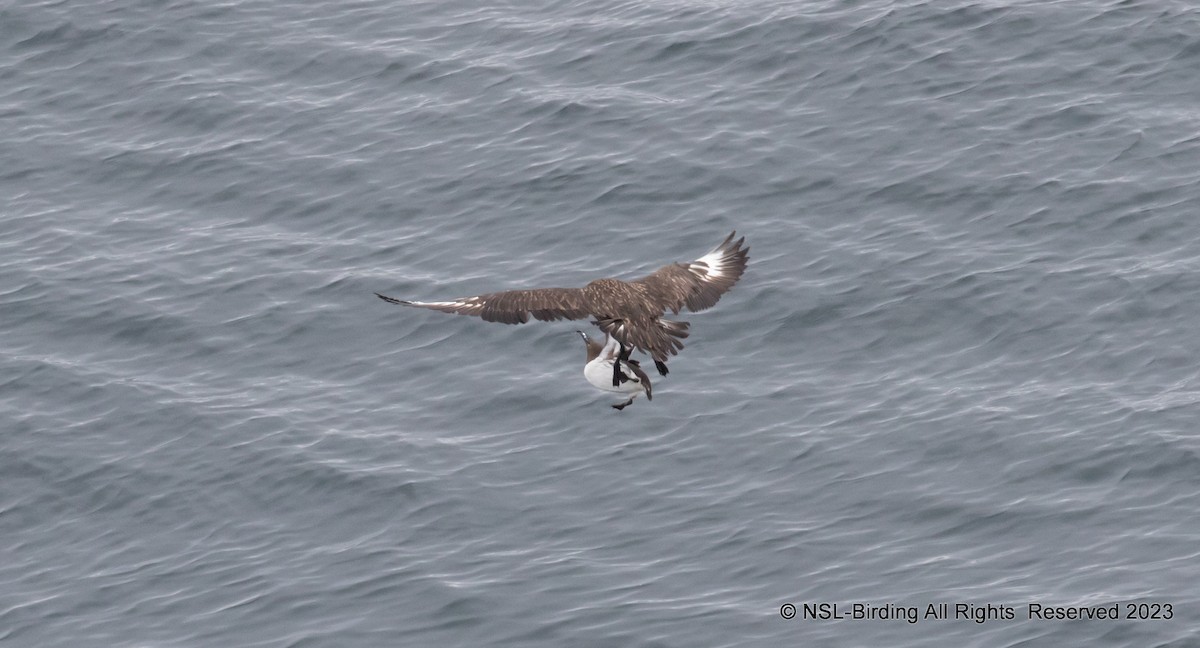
[584,357,645,395]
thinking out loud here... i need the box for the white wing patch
[393,295,486,315]
[692,252,725,281]
[411,298,478,308]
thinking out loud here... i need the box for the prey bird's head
[576,330,603,362]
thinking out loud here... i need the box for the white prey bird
[576,331,652,410]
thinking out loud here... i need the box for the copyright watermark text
[778,602,1173,624]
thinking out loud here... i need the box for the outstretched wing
[375,287,592,325]
[633,231,749,314]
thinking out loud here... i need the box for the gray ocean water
[4,0,1200,645]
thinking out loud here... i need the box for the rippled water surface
[4,0,1200,645]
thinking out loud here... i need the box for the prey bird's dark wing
[375,287,592,325]
[633,231,749,314]
[624,359,653,401]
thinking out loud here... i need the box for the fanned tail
[592,317,690,363]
